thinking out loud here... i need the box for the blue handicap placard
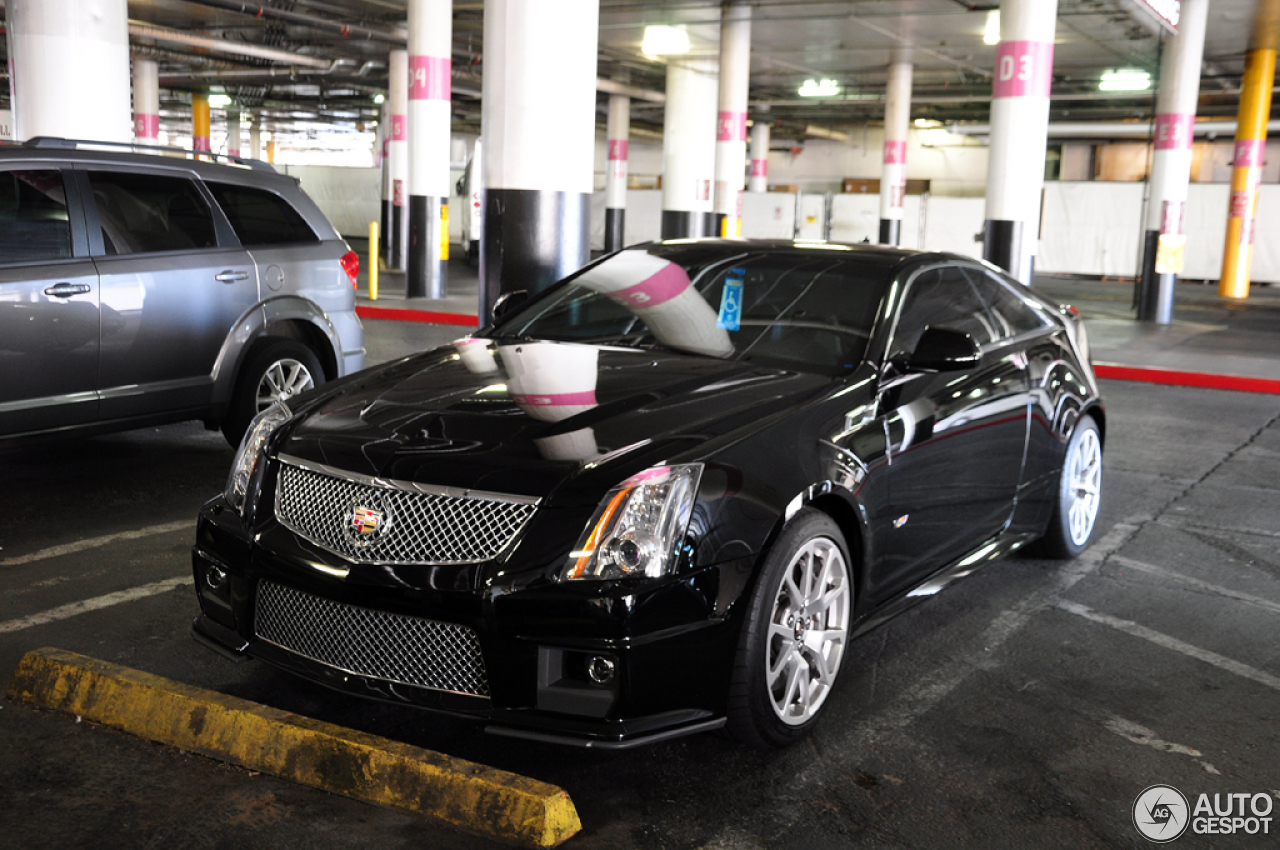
[717,268,745,331]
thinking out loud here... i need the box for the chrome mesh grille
[275,461,536,565]
[254,580,490,697]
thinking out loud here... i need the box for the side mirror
[907,326,981,373]
[491,289,529,324]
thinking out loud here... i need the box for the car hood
[276,339,836,506]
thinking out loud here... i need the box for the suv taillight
[340,250,360,289]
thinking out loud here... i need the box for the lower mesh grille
[254,580,490,697]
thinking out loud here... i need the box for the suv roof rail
[22,137,278,172]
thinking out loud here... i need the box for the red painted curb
[1094,363,1280,395]
[356,305,479,327]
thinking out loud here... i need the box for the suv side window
[892,265,996,355]
[0,170,74,265]
[87,171,217,255]
[206,182,319,246]
[964,268,1051,340]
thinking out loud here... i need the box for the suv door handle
[43,282,92,297]
[215,270,250,283]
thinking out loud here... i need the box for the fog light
[205,564,227,590]
[587,655,615,684]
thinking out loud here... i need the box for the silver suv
[0,138,364,446]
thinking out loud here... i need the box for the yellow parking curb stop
[6,647,581,847]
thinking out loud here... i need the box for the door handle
[215,270,250,283]
[43,282,92,297]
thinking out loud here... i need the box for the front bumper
[191,495,751,747]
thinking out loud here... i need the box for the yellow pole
[368,220,380,300]
[192,93,211,156]
[1219,0,1280,298]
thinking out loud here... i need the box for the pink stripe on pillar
[391,114,407,141]
[194,136,210,153]
[717,111,748,143]
[228,148,241,157]
[1154,113,1195,151]
[134,114,159,138]
[992,41,1055,99]
[750,159,768,177]
[604,262,691,310]
[608,139,629,161]
[1234,139,1265,168]
[512,391,598,407]
[882,140,906,165]
[408,55,451,101]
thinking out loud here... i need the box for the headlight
[563,463,702,581]
[224,402,291,513]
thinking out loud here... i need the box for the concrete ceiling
[0,0,1261,142]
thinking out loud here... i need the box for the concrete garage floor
[1,275,1278,849]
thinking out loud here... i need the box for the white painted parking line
[0,577,191,634]
[1112,554,1280,616]
[0,521,193,568]
[1056,600,1280,692]
[1102,713,1220,775]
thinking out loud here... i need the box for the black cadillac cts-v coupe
[192,240,1104,748]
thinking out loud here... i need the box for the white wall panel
[741,192,796,238]
[922,196,986,259]
[1038,182,1146,276]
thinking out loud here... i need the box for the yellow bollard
[369,220,380,301]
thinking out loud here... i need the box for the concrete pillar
[5,0,131,142]
[1219,0,1280,299]
[879,55,912,246]
[480,0,599,320]
[226,111,242,157]
[249,119,262,160]
[132,58,160,145]
[1137,0,1208,323]
[749,121,770,192]
[192,93,211,153]
[265,139,276,164]
[379,103,390,262]
[982,0,1058,285]
[406,0,451,299]
[662,58,719,239]
[714,2,751,238]
[388,49,410,271]
[605,94,630,253]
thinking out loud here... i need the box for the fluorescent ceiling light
[373,92,386,104]
[799,79,841,97]
[1099,69,1151,91]
[208,93,233,108]
[983,10,1000,45]
[642,25,690,56]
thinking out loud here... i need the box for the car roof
[0,141,299,191]
[643,238,975,277]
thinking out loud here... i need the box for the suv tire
[221,339,324,446]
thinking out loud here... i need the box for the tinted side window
[965,269,1051,339]
[207,182,318,246]
[892,266,996,355]
[0,170,73,264]
[88,171,217,255]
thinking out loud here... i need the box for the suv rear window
[88,171,218,255]
[0,170,73,264]
[207,182,318,246]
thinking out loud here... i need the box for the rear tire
[1037,414,1103,559]
[221,339,324,447]
[726,509,852,747]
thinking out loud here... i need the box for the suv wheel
[222,339,324,446]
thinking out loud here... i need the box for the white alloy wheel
[765,536,851,725]
[255,357,316,412]
[1065,426,1102,546]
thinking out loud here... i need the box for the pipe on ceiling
[160,59,379,82]
[596,77,666,104]
[128,20,334,69]
[948,119,1280,139]
[182,0,406,45]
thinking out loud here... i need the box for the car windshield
[490,245,890,376]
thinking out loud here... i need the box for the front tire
[727,509,853,747]
[1038,413,1103,559]
[221,339,324,447]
